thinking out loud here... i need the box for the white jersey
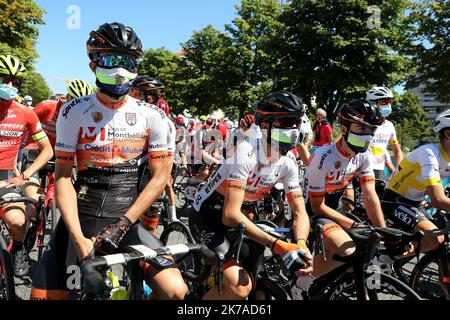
[370,119,399,170]
[193,125,302,211]
[166,118,176,155]
[387,143,450,203]
[305,142,375,200]
[55,94,168,171]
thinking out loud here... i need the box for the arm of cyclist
[427,184,450,212]
[55,161,95,261]
[55,101,95,261]
[288,192,313,275]
[297,142,310,165]
[360,177,386,227]
[124,154,169,224]
[23,137,53,179]
[221,184,312,273]
[310,195,356,229]
[391,143,403,169]
[201,149,221,165]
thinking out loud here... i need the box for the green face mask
[346,130,373,154]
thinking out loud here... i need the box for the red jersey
[0,100,46,170]
[33,99,63,148]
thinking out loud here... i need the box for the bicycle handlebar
[81,243,217,296]
[0,197,39,207]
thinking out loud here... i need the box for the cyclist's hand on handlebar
[295,240,313,276]
[76,237,96,263]
[5,174,28,187]
[273,240,313,275]
[94,215,133,255]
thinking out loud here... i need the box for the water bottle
[143,282,152,299]
[107,271,128,300]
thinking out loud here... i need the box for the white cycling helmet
[366,86,394,102]
[433,109,450,133]
[299,114,313,144]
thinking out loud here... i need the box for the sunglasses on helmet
[272,117,301,128]
[93,54,138,72]
[376,98,392,106]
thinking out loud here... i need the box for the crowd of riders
[0,20,449,300]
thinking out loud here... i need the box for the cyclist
[366,86,403,180]
[30,22,186,300]
[24,95,33,108]
[189,91,313,300]
[131,75,179,228]
[0,54,53,277]
[381,109,450,253]
[301,99,387,296]
[33,79,95,149]
[174,116,188,167]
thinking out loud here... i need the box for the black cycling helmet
[86,22,144,60]
[337,99,385,127]
[255,91,305,125]
[131,76,164,91]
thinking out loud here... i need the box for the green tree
[406,0,450,102]
[178,25,230,116]
[221,0,284,119]
[138,48,183,112]
[390,91,431,151]
[0,0,45,66]
[278,0,414,118]
[20,71,52,105]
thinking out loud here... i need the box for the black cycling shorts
[381,190,432,233]
[188,195,261,270]
[31,214,175,292]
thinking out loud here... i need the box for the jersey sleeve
[24,107,46,142]
[306,151,328,200]
[281,157,302,202]
[419,147,441,187]
[218,143,253,194]
[147,108,169,162]
[388,122,399,145]
[55,102,79,163]
[358,152,375,184]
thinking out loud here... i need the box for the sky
[34,0,241,93]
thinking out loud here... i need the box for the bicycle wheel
[410,251,450,300]
[392,256,416,285]
[0,234,15,300]
[325,271,421,300]
[250,277,291,300]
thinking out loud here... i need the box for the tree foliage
[20,71,52,105]
[0,0,45,66]
[406,0,450,103]
[391,91,431,151]
[277,0,414,118]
